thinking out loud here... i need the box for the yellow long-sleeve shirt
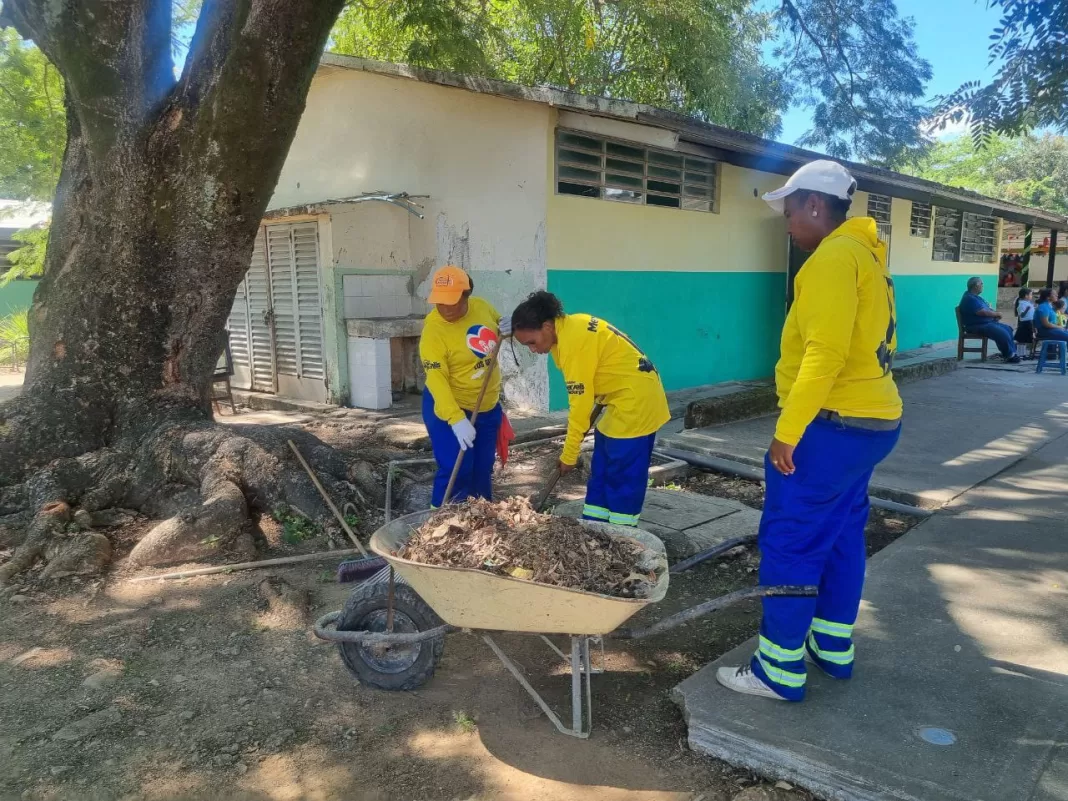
[775,216,903,446]
[420,296,502,425]
[551,314,670,465]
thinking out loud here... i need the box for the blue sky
[767,0,1003,145]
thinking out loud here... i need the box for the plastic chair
[1035,339,1067,375]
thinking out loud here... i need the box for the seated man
[960,277,1021,363]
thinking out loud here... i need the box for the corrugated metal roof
[318,54,1067,229]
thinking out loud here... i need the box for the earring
[812,209,818,217]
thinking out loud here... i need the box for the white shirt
[1017,300,1035,321]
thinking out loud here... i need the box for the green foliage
[0,29,65,200]
[2,223,48,285]
[775,0,932,166]
[332,0,788,136]
[933,1,1068,145]
[906,133,1068,217]
[452,710,477,733]
[273,507,320,544]
[0,309,29,367]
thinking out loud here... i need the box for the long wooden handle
[533,403,606,512]
[441,341,504,506]
[288,440,369,558]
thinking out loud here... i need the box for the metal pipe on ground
[655,447,932,518]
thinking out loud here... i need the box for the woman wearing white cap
[717,160,903,702]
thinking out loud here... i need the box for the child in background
[1057,299,1068,328]
[1014,288,1035,356]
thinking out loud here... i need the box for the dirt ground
[0,414,921,801]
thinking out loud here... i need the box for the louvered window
[555,130,719,213]
[960,213,998,263]
[867,193,892,243]
[933,207,963,262]
[910,201,932,237]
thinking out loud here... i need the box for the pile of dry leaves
[398,497,660,598]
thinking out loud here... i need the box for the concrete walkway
[662,363,1068,508]
[672,367,1068,801]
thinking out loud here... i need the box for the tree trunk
[0,0,351,581]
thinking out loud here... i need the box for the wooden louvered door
[227,229,276,393]
[265,221,326,402]
[227,221,326,401]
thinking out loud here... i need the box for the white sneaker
[803,648,828,676]
[715,664,786,700]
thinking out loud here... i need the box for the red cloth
[497,411,516,466]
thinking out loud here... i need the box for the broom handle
[288,440,369,558]
[441,341,504,506]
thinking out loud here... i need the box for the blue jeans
[1037,328,1068,343]
[582,431,656,527]
[966,321,1016,359]
[751,417,901,701]
[422,389,502,507]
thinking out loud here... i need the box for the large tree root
[0,411,374,585]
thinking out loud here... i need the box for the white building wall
[271,67,553,408]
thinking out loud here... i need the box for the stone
[173,674,186,684]
[73,509,94,530]
[774,782,794,791]
[179,711,195,722]
[49,765,72,777]
[213,754,237,767]
[730,788,800,801]
[82,668,122,691]
[9,594,29,604]
[235,762,248,775]
[221,743,240,755]
[53,707,122,741]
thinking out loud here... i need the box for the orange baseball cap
[427,265,471,305]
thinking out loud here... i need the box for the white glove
[498,315,512,337]
[451,418,477,451]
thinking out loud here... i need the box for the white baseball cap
[762,160,858,214]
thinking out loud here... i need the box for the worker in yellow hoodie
[717,161,903,703]
[511,291,669,527]
[420,265,508,507]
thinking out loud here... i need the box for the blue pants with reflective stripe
[583,430,656,526]
[751,417,900,701]
[422,389,502,507]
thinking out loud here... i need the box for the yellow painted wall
[547,157,789,274]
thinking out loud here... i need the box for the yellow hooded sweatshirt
[775,216,903,446]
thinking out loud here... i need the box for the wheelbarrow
[314,510,816,738]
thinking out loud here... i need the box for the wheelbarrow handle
[313,610,456,645]
[610,584,819,640]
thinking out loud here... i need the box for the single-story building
[226,56,1067,411]
[0,200,49,317]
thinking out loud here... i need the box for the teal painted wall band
[546,269,998,410]
[0,280,37,317]
[892,272,999,352]
[546,270,786,411]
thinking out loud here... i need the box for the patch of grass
[316,569,335,583]
[452,710,477,734]
[344,513,359,529]
[273,507,319,545]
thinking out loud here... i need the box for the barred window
[555,130,718,213]
[867,193,893,243]
[933,207,962,261]
[910,201,932,237]
[960,213,998,263]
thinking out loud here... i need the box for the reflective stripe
[583,504,610,521]
[808,634,855,665]
[756,654,806,688]
[811,617,854,638]
[608,511,640,527]
[759,635,804,662]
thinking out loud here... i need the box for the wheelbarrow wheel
[336,581,445,691]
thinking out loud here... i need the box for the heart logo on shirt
[466,325,499,359]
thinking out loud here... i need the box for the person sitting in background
[1014,288,1035,356]
[959,277,1021,363]
[1034,288,1068,344]
[1057,298,1068,328]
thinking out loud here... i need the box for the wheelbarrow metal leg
[539,635,604,674]
[482,634,591,739]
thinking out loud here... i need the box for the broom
[286,440,387,581]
